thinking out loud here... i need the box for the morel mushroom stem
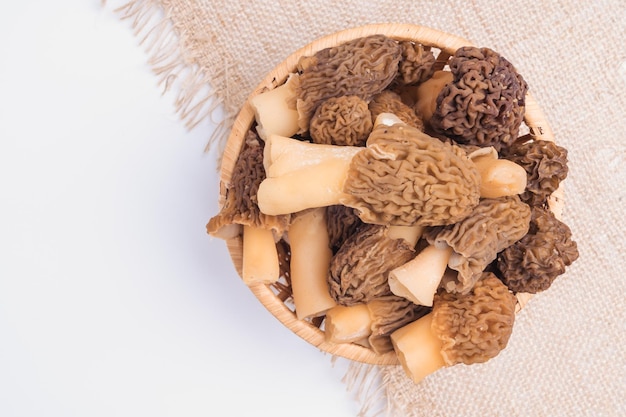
[388,243,453,306]
[324,304,372,344]
[288,208,337,320]
[263,132,361,178]
[258,134,361,216]
[390,314,446,384]
[387,224,425,247]
[414,70,454,125]
[242,225,280,285]
[250,73,300,141]
[468,147,527,198]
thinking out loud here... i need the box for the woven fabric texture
[113,0,626,415]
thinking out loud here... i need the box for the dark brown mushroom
[207,130,290,238]
[341,121,481,226]
[497,206,579,293]
[328,224,416,306]
[388,195,531,307]
[425,195,532,294]
[326,205,363,254]
[391,272,517,383]
[295,34,402,133]
[369,90,425,130]
[431,272,517,365]
[415,46,528,152]
[502,135,570,207]
[395,41,436,86]
[309,95,373,146]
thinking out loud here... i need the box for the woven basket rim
[217,23,562,365]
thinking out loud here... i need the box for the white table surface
[0,2,363,416]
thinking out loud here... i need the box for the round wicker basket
[216,24,563,365]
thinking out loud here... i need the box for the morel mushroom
[326,205,363,254]
[257,114,481,227]
[497,206,579,293]
[325,295,430,355]
[328,223,422,306]
[295,34,402,133]
[391,272,516,384]
[415,46,528,152]
[427,195,531,294]
[369,90,424,130]
[389,196,531,306]
[502,136,569,206]
[309,95,373,146]
[395,41,436,86]
[206,130,290,284]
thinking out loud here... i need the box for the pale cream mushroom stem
[288,207,337,320]
[468,147,527,198]
[324,304,372,344]
[241,226,280,285]
[249,73,300,141]
[257,113,401,216]
[388,242,454,307]
[390,314,446,384]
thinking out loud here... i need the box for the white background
[0,1,362,416]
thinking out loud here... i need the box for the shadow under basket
[216,23,564,366]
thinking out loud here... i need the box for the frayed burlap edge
[331,356,402,417]
[103,0,233,153]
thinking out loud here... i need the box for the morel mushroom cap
[326,205,363,254]
[425,195,531,294]
[395,41,436,86]
[432,272,517,365]
[503,136,569,206]
[427,46,529,152]
[207,130,290,239]
[342,120,482,226]
[309,96,373,146]
[369,90,425,131]
[497,206,579,293]
[328,223,416,306]
[295,34,402,133]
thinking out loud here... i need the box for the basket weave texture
[216,23,563,365]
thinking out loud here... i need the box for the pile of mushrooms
[207,34,579,384]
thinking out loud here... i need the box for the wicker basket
[216,24,563,365]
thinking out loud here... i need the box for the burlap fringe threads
[332,356,400,417]
[106,0,232,153]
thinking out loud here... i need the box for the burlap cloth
[110,0,626,415]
